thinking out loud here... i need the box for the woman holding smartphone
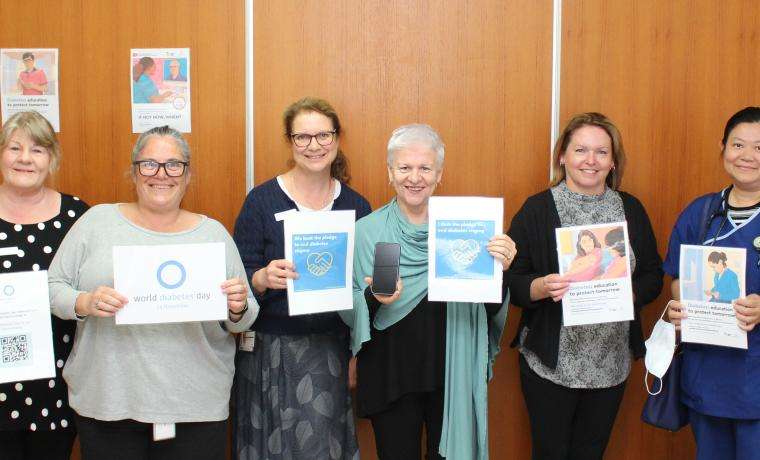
[343,124,515,460]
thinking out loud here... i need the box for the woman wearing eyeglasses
[666,107,760,460]
[47,125,257,459]
[232,97,370,460]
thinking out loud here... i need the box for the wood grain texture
[0,0,246,231]
[255,1,552,458]
[0,1,245,458]
[562,1,760,459]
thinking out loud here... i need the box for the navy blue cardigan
[233,177,371,335]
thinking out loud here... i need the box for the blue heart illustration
[446,239,480,271]
[306,252,333,276]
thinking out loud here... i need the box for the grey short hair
[131,125,191,163]
[386,124,445,166]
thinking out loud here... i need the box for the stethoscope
[705,185,760,267]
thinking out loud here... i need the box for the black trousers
[75,414,226,460]
[0,429,76,460]
[519,354,626,460]
[368,390,445,460]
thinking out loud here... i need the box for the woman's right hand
[667,300,687,331]
[75,286,129,318]
[252,259,298,292]
[364,276,402,305]
[530,273,570,302]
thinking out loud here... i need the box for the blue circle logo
[156,260,186,289]
[3,285,14,296]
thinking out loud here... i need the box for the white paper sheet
[113,243,226,325]
[1,48,60,131]
[557,221,634,326]
[428,196,503,303]
[0,271,55,384]
[284,210,355,315]
[130,48,191,133]
[679,244,747,349]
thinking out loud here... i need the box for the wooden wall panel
[561,1,760,459]
[0,1,245,459]
[0,0,246,231]
[255,1,553,458]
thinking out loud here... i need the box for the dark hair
[722,107,760,147]
[576,230,601,256]
[132,57,155,82]
[282,97,350,183]
[21,52,34,61]
[604,227,626,257]
[550,112,626,190]
[707,251,728,265]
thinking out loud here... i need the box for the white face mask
[644,304,677,395]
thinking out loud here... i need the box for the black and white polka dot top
[0,193,88,433]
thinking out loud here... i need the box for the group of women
[0,101,757,460]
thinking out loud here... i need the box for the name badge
[153,423,176,441]
[0,246,19,257]
[239,331,255,352]
[275,209,298,222]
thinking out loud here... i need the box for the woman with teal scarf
[340,124,514,459]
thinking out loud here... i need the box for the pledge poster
[130,48,191,133]
[556,221,634,326]
[0,48,60,131]
[428,196,503,303]
[284,210,355,315]
[679,244,747,349]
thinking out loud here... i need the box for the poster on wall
[0,48,60,131]
[130,48,191,133]
[427,196,504,303]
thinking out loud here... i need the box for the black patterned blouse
[0,193,88,432]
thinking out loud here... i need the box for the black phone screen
[371,242,401,296]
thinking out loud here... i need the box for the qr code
[1,334,31,364]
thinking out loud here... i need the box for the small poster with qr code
[0,271,55,384]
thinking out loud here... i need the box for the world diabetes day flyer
[679,244,747,349]
[0,48,60,131]
[428,196,503,303]
[556,221,634,326]
[284,210,355,316]
[130,48,191,133]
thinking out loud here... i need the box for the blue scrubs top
[664,189,760,419]
[133,74,158,104]
[709,268,740,303]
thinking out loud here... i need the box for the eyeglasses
[290,131,336,148]
[133,160,188,177]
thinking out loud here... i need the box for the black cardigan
[504,189,663,369]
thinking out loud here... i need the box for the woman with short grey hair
[344,123,515,459]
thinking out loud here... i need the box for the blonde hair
[0,111,61,173]
[549,112,626,190]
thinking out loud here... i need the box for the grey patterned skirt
[233,332,359,460]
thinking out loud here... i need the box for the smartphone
[371,242,401,296]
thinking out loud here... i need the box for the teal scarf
[339,199,508,460]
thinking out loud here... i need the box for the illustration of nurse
[704,251,740,303]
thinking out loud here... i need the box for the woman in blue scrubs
[665,106,760,460]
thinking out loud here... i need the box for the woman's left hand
[487,234,517,271]
[222,278,248,315]
[734,294,760,331]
